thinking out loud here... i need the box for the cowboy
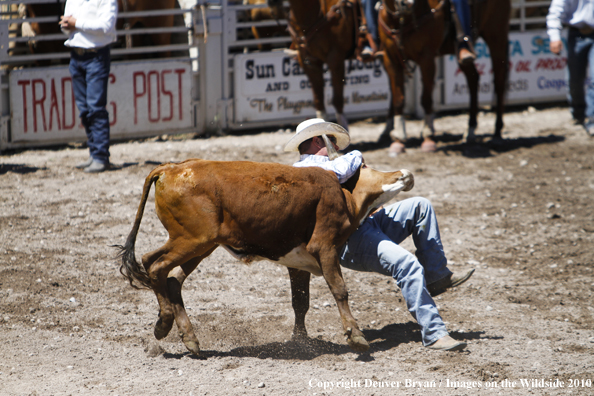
[285,118,475,351]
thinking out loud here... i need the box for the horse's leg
[327,54,349,130]
[477,0,510,140]
[381,51,407,153]
[314,246,369,352]
[418,53,438,152]
[459,61,480,142]
[166,246,217,356]
[482,33,509,140]
[301,56,327,120]
[287,267,311,340]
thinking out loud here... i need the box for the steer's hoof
[182,338,201,356]
[388,141,406,157]
[421,139,437,153]
[347,334,370,352]
[154,318,174,340]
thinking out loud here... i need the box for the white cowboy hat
[284,118,350,152]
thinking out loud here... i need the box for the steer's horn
[322,134,339,160]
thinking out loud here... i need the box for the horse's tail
[115,167,162,290]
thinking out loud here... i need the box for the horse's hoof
[154,317,174,340]
[347,334,370,352]
[490,136,504,146]
[421,140,437,152]
[291,330,308,342]
[389,141,406,157]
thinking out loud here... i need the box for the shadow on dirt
[363,322,498,352]
[441,134,566,158]
[165,338,353,361]
[160,323,501,361]
[345,133,565,159]
[0,164,46,175]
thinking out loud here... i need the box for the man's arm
[72,0,117,34]
[547,0,571,53]
[293,150,364,183]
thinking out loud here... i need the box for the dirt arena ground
[1,106,593,395]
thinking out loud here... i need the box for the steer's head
[342,166,414,225]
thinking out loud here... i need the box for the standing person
[60,0,118,173]
[547,0,594,136]
[285,118,475,351]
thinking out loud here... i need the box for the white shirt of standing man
[60,0,118,49]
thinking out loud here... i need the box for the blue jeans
[362,0,379,44]
[69,46,111,164]
[451,0,472,39]
[340,197,451,345]
[451,0,472,49]
[566,27,594,125]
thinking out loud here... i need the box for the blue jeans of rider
[566,27,594,127]
[451,0,471,38]
[339,197,452,346]
[362,0,379,44]
[69,46,111,164]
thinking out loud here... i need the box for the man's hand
[60,15,77,31]
[369,206,383,216]
[550,40,563,55]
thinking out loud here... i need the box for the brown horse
[118,0,178,57]
[378,0,510,151]
[268,0,364,130]
[245,0,289,51]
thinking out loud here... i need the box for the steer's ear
[340,166,361,193]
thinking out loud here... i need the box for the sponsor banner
[234,52,390,122]
[9,60,193,143]
[444,30,585,106]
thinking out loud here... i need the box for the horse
[118,0,179,58]
[245,0,289,51]
[378,0,510,152]
[268,0,366,130]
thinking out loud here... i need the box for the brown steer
[117,159,413,356]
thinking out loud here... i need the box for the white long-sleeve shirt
[293,150,364,184]
[63,0,118,49]
[547,0,594,42]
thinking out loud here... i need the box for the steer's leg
[287,267,311,340]
[144,239,216,355]
[316,247,369,352]
[167,246,217,356]
[142,244,177,340]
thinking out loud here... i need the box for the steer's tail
[115,167,162,289]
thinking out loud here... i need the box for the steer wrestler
[285,118,475,351]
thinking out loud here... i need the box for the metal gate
[0,0,199,150]
[1,0,565,150]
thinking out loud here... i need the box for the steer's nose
[400,169,414,191]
